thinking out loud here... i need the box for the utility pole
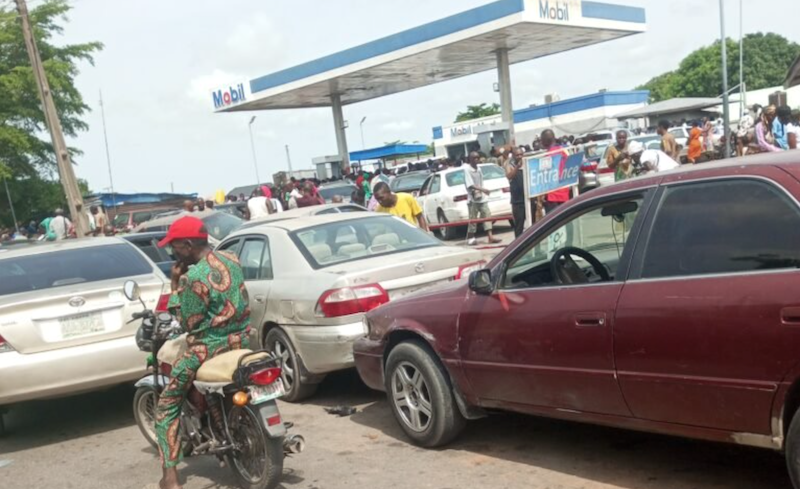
[99,90,117,211]
[285,144,293,172]
[738,0,745,119]
[3,177,20,234]
[718,0,732,159]
[248,116,262,184]
[15,0,89,236]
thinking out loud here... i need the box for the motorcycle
[124,280,304,489]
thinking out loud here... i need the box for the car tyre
[787,408,800,488]
[265,328,318,403]
[437,210,464,241]
[384,340,466,448]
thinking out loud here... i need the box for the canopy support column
[331,93,351,174]
[496,48,515,144]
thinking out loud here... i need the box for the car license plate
[60,313,104,339]
[249,379,286,405]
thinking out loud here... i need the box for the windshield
[203,213,243,241]
[319,185,355,201]
[481,165,505,180]
[391,173,429,192]
[112,213,130,227]
[291,216,440,269]
[0,244,153,296]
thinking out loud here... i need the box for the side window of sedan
[503,196,644,289]
[418,176,432,197]
[429,175,441,194]
[239,238,273,281]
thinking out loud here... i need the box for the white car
[417,164,512,240]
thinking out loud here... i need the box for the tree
[0,1,102,225]
[455,103,501,122]
[638,33,800,102]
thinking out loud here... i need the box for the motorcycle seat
[195,349,270,383]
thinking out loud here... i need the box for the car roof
[0,237,128,259]
[240,203,366,228]
[135,210,221,230]
[231,212,397,235]
[435,163,495,176]
[122,231,167,240]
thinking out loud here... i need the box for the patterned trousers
[155,331,250,468]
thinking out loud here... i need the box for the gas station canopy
[350,144,430,162]
[214,0,646,112]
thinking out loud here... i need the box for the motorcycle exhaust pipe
[283,434,305,455]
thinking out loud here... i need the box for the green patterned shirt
[168,250,251,346]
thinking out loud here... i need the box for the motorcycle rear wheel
[226,405,283,489]
[133,386,159,449]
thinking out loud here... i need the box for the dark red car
[354,152,800,487]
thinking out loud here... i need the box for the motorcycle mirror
[123,280,141,302]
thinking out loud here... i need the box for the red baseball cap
[158,216,208,248]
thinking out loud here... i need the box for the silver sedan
[217,213,484,401]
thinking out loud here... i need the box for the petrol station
[212,0,647,174]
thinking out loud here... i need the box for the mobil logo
[212,83,246,109]
[539,0,570,21]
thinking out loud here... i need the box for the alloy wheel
[391,361,433,432]
[273,339,295,391]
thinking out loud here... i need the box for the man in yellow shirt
[373,182,429,231]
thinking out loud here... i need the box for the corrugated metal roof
[614,98,722,119]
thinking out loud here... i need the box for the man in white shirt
[246,188,271,220]
[50,208,72,240]
[464,152,501,246]
[627,141,680,175]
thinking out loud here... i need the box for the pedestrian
[606,130,632,181]
[540,129,571,215]
[627,140,680,174]
[246,187,272,220]
[196,198,206,212]
[102,224,115,237]
[702,117,715,153]
[687,121,704,163]
[788,110,800,150]
[774,106,793,150]
[183,200,194,213]
[737,105,760,156]
[657,120,680,162]
[464,151,501,246]
[505,146,528,238]
[50,208,71,241]
[205,200,214,210]
[39,215,54,241]
[92,205,108,233]
[756,105,782,153]
[373,182,428,231]
[151,216,251,489]
[295,181,325,208]
[331,195,344,204]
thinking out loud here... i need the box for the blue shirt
[773,118,788,150]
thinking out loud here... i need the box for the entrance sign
[526,151,584,198]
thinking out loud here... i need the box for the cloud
[221,13,286,73]
[381,120,415,132]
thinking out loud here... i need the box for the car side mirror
[468,269,493,295]
[123,280,141,302]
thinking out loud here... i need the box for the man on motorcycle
[153,216,251,489]
[626,140,680,176]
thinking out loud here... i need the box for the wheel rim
[230,408,268,484]
[137,389,158,444]
[273,338,295,392]
[391,361,433,433]
[438,213,450,240]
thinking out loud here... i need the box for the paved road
[0,370,791,489]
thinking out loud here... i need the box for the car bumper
[353,337,386,391]
[282,320,368,375]
[0,335,147,406]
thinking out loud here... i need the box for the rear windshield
[319,185,355,201]
[391,173,429,192]
[112,213,130,227]
[0,243,153,296]
[203,213,243,241]
[290,216,440,269]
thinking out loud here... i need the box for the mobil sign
[531,0,582,23]
[212,82,248,110]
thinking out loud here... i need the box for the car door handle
[254,295,266,304]
[781,307,800,325]
[574,313,606,327]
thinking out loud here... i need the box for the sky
[46,0,800,197]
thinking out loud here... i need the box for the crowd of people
[0,205,114,243]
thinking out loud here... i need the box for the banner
[525,151,584,199]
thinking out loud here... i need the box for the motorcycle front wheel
[133,385,159,449]
[226,405,284,489]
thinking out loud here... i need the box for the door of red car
[615,174,800,434]
[458,189,653,416]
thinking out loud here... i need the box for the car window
[481,165,505,180]
[669,128,684,138]
[202,213,243,241]
[112,213,130,227]
[291,216,440,269]
[132,212,153,225]
[318,185,355,201]
[218,239,241,254]
[338,205,365,213]
[418,176,432,197]
[504,197,644,289]
[429,175,441,194]
[391,173,430,193]
[239,239,268,281]
[132,239,165,263]
[0,244,153,296]
[641,179,800,279]
[445,170,465,187]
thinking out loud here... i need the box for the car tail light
[501,187,510,193]
[0,334,14,353]
[456,261,486,280]
[581,163,598,172]
[249,367,282,386]
[156,293,170,312]
[454,195,468,202]
[317,284,389,317]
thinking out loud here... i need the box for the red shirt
[546,145,570,203]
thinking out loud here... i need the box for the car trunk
[324,246,481,301]
[0,276,165,355]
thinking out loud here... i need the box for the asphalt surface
[0,369,792,489]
